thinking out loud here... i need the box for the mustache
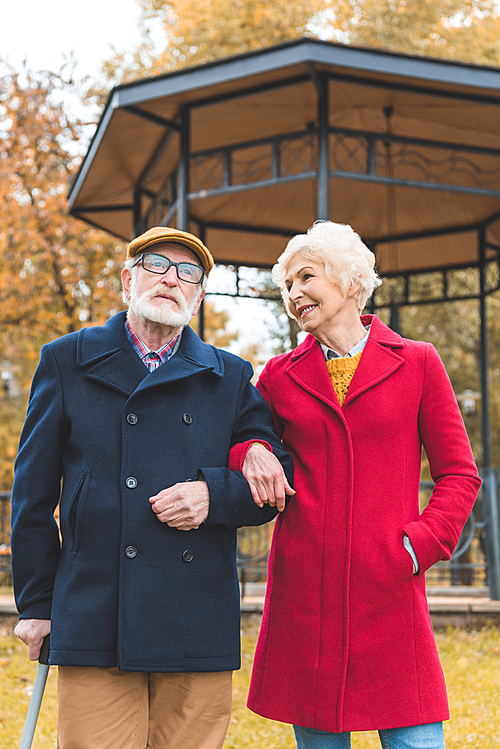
[142,282,184,304]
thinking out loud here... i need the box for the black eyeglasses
[132,252,205,284]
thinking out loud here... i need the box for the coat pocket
[66,471,91,555]
[394,533,416,585]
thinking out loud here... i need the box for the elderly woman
[229,221,481,749]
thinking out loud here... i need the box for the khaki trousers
[57,666,232,749]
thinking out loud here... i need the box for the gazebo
[68,37,500,597]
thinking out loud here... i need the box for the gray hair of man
[122,253,208,306]
[272,220,382,314]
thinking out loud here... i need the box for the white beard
[128,280,200,328]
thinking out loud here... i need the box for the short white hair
[273,221,382,313]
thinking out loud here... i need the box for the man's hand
[150,481,210,530]
[242,443,295,512]
[14,618,51,661]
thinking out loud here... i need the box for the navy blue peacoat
[11,312,292,672]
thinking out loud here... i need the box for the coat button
[182,550,194,563]
[182,413,192,424]
[127,413,138,425]
[125,546,137,558]
[126,477,138,489]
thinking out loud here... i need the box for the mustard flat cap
[127,227,214,276]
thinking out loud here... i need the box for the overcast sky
[0,0,142,77]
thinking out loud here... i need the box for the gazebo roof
[68,37,500,276]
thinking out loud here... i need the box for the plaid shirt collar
[125,320,181,371]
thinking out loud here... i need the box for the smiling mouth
[299,304,317,317]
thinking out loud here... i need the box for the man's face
[122,242,205,328]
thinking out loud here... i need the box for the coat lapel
[287,315,404,411]
[287,336,342,413]
[77,312,147,396]
[343,315,404,406]
[77,313,223,398]
[134,326,224,394]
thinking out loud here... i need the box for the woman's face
[285,253,351,336]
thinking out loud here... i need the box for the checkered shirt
[125,320,181,371]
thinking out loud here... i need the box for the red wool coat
[243,315,481,733]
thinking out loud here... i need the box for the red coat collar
[287,314,405,410]
[290,314,403,362]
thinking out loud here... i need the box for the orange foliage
[98,0,329,86]
[0,64,126,488]
[98,0,500,90]
[0,65,248,489]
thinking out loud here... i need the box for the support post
[198,298,205,341]
[389,304,401,336]
[198,224,206,342]
[177,106,190,231]
[317,74,329,221]
[478,226,500,598]
[133,187,142,238]
[482,467,500,600]
[479,226,491,468]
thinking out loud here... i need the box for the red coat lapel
[286,334,342,413]
[286,315,404,410]
[344,316,404,406]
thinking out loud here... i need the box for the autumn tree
[327,0,500,67]
[0,63,127,487]
[0,66,125,338]
[98,0,500,90]
[98,0,329,87]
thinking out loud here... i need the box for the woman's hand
[242,443,295,512]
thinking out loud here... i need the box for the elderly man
[11,227,293,749]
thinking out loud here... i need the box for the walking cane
[19,635,50,749]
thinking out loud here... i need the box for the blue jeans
[294,722,445,749]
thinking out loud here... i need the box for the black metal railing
[0,484,495,595]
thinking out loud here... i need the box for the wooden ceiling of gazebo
[68,38,500,277]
